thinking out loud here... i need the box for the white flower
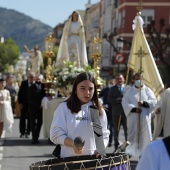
[62,75,67,82]
[52,61,96,96]
[63,67,68,72]
[58,72,63,76]
[72,74,77,78]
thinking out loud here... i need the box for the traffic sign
[115,52,125,64]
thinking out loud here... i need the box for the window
[141,9,154,27]
[122,10,126,27]
[148,16,152,22]
[118,12,122,28]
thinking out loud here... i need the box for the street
[0,117,54,170]
[0,117,138,170]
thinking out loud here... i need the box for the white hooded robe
[122,85,157,157]
[153,88,170,140]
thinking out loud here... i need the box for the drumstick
[74,136,85,150]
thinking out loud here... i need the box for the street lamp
[44,33,56,94]
[117,37,124,51]
[117,36,132,48]
[91,35,103,92]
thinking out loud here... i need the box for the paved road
[0,117,54,170]
[0,117,138,170]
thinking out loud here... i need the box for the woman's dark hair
[65,72,102,115]
[71,11,78,21]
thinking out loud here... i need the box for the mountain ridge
[0,7,53,52]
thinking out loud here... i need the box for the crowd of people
[0,10,170,170]
[49,71,170,170]
[0,71,46,145]
[51,10,170,169]
[0,57,170,169]
[1,70,170,160]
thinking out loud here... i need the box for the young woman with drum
[50,72,110,158]
[30,73,130,169]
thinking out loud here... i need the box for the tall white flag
[127,15,164,97]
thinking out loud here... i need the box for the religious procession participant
[107,74,128,152]
[0,78,14,139]
[153,87,170,140]
[136,135,170,170]
[5,75,17,115]
[122,73,157,157]
[18,72,35,138]
[99,78,115,147]
[50,72,109,158]
[56,11,88,67]
[28,74,46,144]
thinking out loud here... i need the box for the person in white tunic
[153,87,170,140]
[136,136,170,170]
[50,72,109,158]
[0,78,14,138]
[24,45,43,74]
[56,11,88,67]
[122,73,157,157]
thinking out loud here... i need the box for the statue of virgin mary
[56,11,88,67]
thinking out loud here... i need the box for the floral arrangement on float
[53,61,95,97]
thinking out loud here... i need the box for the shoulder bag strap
[90,105,106,157]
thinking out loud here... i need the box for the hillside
[0,7,53,52]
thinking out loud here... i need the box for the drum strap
[163,136,170,157]
[52,144,61,158]
[90,105,106,157]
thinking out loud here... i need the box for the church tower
[85,0,92,9]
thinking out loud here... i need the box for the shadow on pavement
[2,154,53,159]
[3,138,55,146]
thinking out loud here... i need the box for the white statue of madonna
[56,11,88,67]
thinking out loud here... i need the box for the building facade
[53,0,170,77]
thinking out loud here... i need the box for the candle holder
[91,35,103,93]
[44,34,56,95]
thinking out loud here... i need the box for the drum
[29,153,130,170]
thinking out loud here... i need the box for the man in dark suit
[107,73,128,152]
[28,74,45,144]
[99,78,115,147]
[18,72,35,138]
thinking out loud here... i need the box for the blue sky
[1,0,99,28]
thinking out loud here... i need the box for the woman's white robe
[56,12,88,67]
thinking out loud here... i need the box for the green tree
[0,38,20,72]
